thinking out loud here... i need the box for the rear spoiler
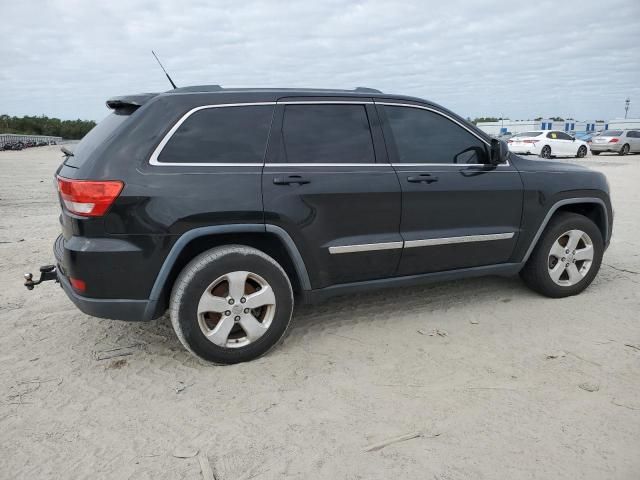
[106,93,159,111]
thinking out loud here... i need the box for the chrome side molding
[328,232,514,254]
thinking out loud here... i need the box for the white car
[508,130,589,159]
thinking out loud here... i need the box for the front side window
[383,106,488,164]
[158,105,274,164]
[556,132,573,140]
[282,104,375,163]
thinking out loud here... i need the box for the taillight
[57,177,124,217]
[523,140,539,144]
[609,138,619,143]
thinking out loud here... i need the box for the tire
[540,145,552,159]
[520,212,603,298]
[576,145,587,158]
[592,151,600,155]
[170,245,294,364]
[619,144,630,156]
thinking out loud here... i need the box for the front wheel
[520,212,603,298]
[576,145,587,158]
[170,245,294,364]
[540,145,552,159]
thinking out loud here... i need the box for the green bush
[0,114,96,140]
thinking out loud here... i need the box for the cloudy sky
[2,0,639,122]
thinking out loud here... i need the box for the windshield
[512,132,543,138]
[600,130,622,137]
[65,111,130,167]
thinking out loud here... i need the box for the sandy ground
[0,145,639,480]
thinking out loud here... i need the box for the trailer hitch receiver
[24,265,58,290]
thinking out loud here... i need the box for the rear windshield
[512,132,542,138]
[65,111,130,167]
[600,130,622,137]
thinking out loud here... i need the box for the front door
[262,99,402,288]
[376,101,523,276]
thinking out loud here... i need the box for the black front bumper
[54,235,159,321]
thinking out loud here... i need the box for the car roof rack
[354,87,383,93]
[170,85,223,93]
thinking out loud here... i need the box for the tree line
[0,114,96,140]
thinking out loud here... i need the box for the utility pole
[625,98,630,119]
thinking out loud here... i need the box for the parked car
[24,86,613,364]
[590,129,640,155]
[507,130,589,158]
[573,131,594,143]
[496,132,513,141]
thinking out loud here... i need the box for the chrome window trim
[278,100,374,105]
[149,99,506,167]
[328,241,403,254]
[265,163,384,167]
[328,232,515,254]
[149,102,277,166]
[404,232,514,248]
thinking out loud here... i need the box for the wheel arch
[143,224,311,319]
[521,198,609,264]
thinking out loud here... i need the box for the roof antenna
[152,50,177,89]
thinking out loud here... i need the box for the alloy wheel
[577,146,587,158]
[197,271,276,348]
[541,146,551,158]
[547,230,594,286]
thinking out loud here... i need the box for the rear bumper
[590,143,621,152]
[57,272,151,321]
[54,235,160,321]
[509,143,541,155]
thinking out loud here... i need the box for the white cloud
[1,0,639,121]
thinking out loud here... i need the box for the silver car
[590,129,640,155]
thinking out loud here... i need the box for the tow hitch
[24,265,58,290]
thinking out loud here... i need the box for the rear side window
[383,105,488,164]
[282,104,375,163]
[158,105,274,164]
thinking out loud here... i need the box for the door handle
[407,174,439,184]
[273,175,311,185]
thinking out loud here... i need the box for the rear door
[627,131,640,152]
[261,98,402,288]
[555,131,577,155]
[376,101,523,275]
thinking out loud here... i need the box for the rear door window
[281,104,376,164]
[157,105,274,164]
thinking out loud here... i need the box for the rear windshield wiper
[61,146,74,157]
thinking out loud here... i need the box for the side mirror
[490,138,509,164]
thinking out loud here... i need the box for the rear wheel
[540,145,552,159]
[619,144,630,156]
[170,245,294,364]
[520,212,603,298]
[576,145,587,158]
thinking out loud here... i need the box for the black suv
[28,86,613,364]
